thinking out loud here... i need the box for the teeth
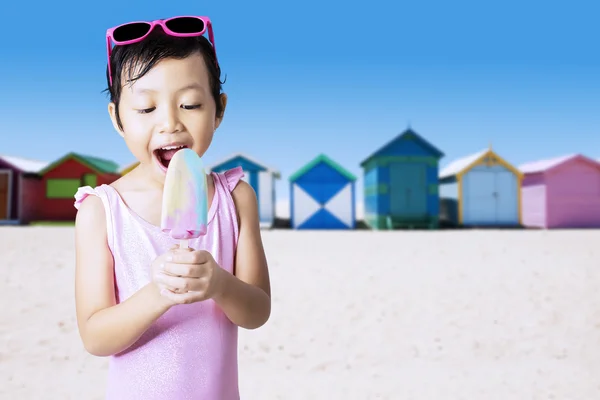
[161,145,185,151]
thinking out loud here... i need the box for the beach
[1,227,599,399]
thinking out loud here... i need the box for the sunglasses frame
[106,16,218,86]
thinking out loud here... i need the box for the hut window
[46,178,81,199]
[82,174,97,187]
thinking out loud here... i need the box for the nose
[158,105,183,134]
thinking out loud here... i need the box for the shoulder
[75,194,106,232]
[74,187,115,255]
[75,188,107,235]
[216,166,257,215]
[231,179,256,201]
[229,179,259,229]
[231,180,257,215]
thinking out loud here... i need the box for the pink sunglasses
[106,16,218,86]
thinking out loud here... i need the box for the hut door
[258,171,273,224]
[389,163,427,217]
[464,170,496,224]
[0,171,9,220]
[494,171,518,224]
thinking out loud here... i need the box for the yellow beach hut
[439,146,523,227]
[120,161,139,176]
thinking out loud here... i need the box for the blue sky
[2,0,599,217]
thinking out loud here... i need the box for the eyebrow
[133,83,206,94]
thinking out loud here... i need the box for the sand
[1,227,600,399]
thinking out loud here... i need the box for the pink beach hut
[519,154,600,228]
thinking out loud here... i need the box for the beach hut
[438,147,522,227]
[209,153,280,228]
[359,128,444,229]
[519,154,600,228]
[36,152,121,221]
[0,155,48,224]
[289,154,356,229]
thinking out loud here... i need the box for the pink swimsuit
[74,167,244,400]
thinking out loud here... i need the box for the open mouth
[154,144,188,170]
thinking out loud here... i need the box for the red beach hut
[0,155,48,224]
[35,152,121,221]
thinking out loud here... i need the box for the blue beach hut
[439,147,522,226]
[289,154,356,229]
[359,128,445,229]
[209,153,280,228]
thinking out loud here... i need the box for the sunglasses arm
[106,35,113,86]
[207,22,218,65]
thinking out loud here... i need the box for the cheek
[121,114,146,135]
[120,113,154,160]
[191,128,216,156]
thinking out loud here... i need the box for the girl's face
[108,53,226,182]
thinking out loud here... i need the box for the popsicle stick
[179,239,189,249]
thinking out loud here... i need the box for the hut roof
[518,154,600,174]
[440,148,521,179]
[209,152,281,178]
[0,154,48,173]
[289,153,356,183]
[39,152,120,175]
[359,128,444,167]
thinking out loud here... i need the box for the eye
[137,107,155,114]
[181,104,201,110]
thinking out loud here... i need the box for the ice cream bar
[160,148,208,249]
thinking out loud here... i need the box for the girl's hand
[150,252,179,307]
[156,247,225,304]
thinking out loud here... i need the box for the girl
[74,16,271,400]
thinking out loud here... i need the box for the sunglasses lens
[165,17,205,34]
[113,22,152,42]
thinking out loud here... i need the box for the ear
[108,102,125,138]
[214,93,228,131]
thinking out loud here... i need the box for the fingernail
[166,256,173,261]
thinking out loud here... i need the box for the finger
[161,273,208,292]
[156,273,193,291]
[161,288,183,302]
[158,262,180,277]
[168,250,211,265]
[155,275,180,292]
[160,285,183,294]
[163,262,203,278]
[160,288,204,305]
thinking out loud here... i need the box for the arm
[213,181,271,329]
[75,195,172,357]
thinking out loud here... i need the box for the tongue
[161,148,180,161]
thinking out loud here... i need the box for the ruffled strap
[223,166,245,192]
[74,186,99,209]
[73,185,115,250]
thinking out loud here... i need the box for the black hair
[105,29,225,131]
